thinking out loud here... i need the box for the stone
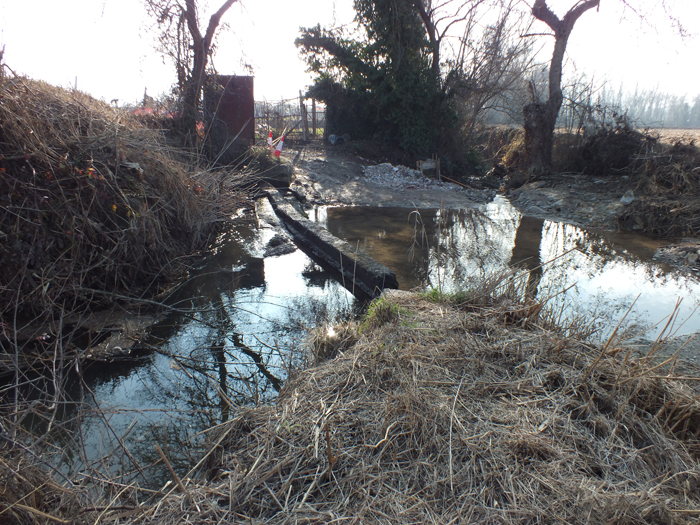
[620,190,634,206]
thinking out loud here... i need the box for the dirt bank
[287,141,638,232]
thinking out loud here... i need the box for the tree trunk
[181,0,238,135]
[414,1,441,82]
[524,0,599,169]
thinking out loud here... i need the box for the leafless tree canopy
[143,0,238,133]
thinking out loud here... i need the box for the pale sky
[1,0,697,105]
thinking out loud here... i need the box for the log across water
[266,188,399,299]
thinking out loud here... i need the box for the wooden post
[312,98,317,138]
[299,91,309,142]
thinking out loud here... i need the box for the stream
[17,195,700,492]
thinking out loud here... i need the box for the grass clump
[5,274,700,523]
[359,295,403,332]
[421,287,471,304]
[619,139,700,236]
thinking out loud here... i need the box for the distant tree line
[605,89,700,129]
[487,76,700,131]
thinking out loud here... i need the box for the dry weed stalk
[0,71,258,523]
[140,276,700,524]
[0,73,253,364]
[0,72,250,328]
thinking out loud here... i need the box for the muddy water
[313,197,700,340]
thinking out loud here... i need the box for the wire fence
[254,97,326,143]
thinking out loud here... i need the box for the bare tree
[521,0,690,168]
[412,0,488,82]
[448,1,535,137]
[522,0,599,169]
[144,0,238,134]
[411,1,537,136]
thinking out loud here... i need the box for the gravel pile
[363,163,440,188]
[653,242,700,276]
[363,163,494,202]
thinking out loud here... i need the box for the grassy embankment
[0,74,253,370]
[7,273,697,524]
[0,72,257,523]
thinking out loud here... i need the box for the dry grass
[3,274,700,523]
[619,137,700,236]
[0,72,252,341]
[135,276,700,524]
[653,128,700,146]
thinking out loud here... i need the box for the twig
[449,376,465,495]
[155,444,188,494]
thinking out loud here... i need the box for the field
[651,128,700,144]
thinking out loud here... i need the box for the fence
[254,94,326,144]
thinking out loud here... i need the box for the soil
[288,140,632,229]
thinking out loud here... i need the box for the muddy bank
[287,142,634,232]
[287,141,493,209]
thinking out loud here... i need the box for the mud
[288,142,637,232]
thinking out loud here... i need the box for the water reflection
[13,197,700,492]
[317,199,700,340]
[17,213,358,490]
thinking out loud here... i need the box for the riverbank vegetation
[479,121,700,237]
[0,73,251,367]
[5,272,699,523]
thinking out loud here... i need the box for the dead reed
[619,139,700,236]
[138,276,700,524]
[0,72,252,353]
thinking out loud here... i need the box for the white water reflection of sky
[536,220,700,341]
[53,220,357,489]
[319,199,700,341]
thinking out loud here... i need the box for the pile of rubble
[653,242,700,276]
[363,163,439,189]
[362,163,493,202]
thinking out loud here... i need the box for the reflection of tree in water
[301,261,338,288]
[540,221,683,287]
[535,221,700,340]
[509,216,545,298]
[426,208,519,290]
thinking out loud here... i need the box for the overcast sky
[1,0,697,105]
